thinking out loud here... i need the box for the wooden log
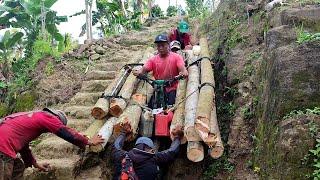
[187,141,204,162]
[184,52,202,142]
[209,104,224,158]
[109,74,138,117]
[195,38,216,146]
[89,117,118,152]
[113,80,154,141]
[91,69,128,119]
[170,78,187,144]
[83,119,107,139]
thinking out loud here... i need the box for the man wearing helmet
[112,122,184,180]
[168,20,192,50]
[0,108,104,179]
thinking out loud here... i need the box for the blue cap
[154,34,169,43]
[135,137,155,149]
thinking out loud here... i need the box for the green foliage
[226,19,245,50]
[296,25,320,44]
[218,102,237,117]
[249,52,261,61]
[203,154,235,179]
[45,61,54,76]
[243,64,254,77]
[151,5,163,17]
[0,0,67,56]
[13,92,35,112]
[241,106,254,119]
[0,103,9,118]
[0,81,7,89]
[185,0,205,18]
[304,121,320,179]
[283,107,320,119]
[89,0,142,36]
[166,5,177,17]
[225,86,238,97]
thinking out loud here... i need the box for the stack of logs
[85,38,223,162]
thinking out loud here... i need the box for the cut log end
[131,94,146,105]
[209,145,224,159]
[187,141,204,162]
[109,105,123,117]
[91,98,109,119]
[91,107,107,120]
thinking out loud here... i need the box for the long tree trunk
[88,0,93,40]
[85,0,90,41]
[89,117,118,152]
[209,103,224,158]
[195,38,216,147]
[120,0,128,17]
[113,79,154,141]
[184,51,201,142]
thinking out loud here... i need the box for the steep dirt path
[24,18,179,180]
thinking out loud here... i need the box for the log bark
[139,110,154,137]
[170,78,187,144]
[170,50,193,144]
[83,119,107,139]
[187,141,204,162]
[195,38,216,146]
[184,51,202,142]
[89,117,118,152]
[209,103,224,158]
[109,74,138,117]
[113,80,154,141]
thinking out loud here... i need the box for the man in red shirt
[0,108,104,179]
[168,21,192,50]
[133,34,188,108]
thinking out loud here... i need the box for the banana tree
[0,0,67,56]
[0,30,24,79]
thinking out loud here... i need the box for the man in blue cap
[168,20,192,50]
[112,122,184,180]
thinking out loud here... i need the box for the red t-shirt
[144,52,185,92]
[169,28,191,49]
[0,111,88,164]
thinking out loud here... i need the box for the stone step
[64,106,93,119]
[75,165,105,180]
[94,62,126,71]
[81,80,112,92]
[67,118,93,132]
[85,70,116,81]
[69,92,101,106]
[33,137,79,159]
[24,156,80,180]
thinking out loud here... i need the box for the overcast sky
[52,0,187,43]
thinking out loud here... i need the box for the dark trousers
[0,152,25,180]
[148,90,177,109]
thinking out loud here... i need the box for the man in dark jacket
[112,122,183,180]
[0,108,104,180]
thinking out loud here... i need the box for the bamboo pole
[89,117,118,152]
[195,38,216,146]
[113,79,153,141]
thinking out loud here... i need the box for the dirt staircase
[24,17,179,180]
